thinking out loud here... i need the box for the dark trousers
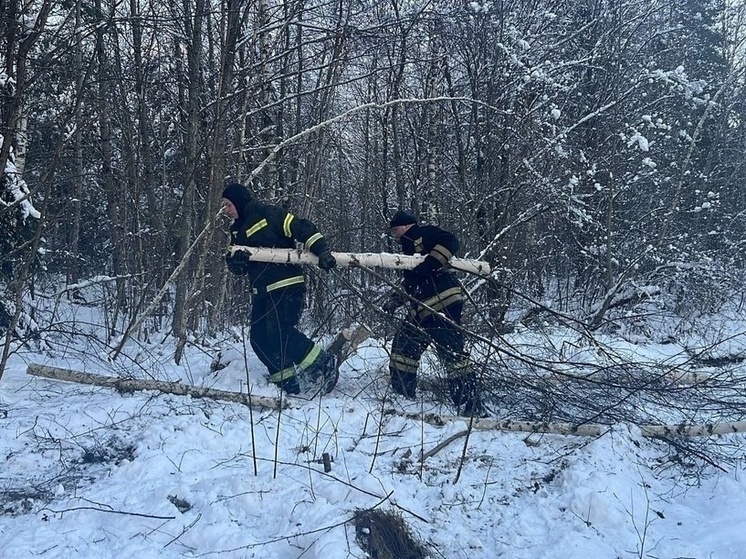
[390,300,470,395]
[250,285,315,380]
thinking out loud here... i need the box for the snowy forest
[4,0,746,435]
[5,1,746,557]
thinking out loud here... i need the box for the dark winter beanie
[389,210,417,228]
[221,183,253,218]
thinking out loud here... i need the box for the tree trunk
[95,0,125,329]
[172,0,206,363]
[228,246,491,275]
[27,363,285,410]
[27,362,746,439]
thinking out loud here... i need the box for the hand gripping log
[227,247,491,276]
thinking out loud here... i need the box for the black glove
[382,297,401,315]
[402,272,423,298]
[317,251,336,271]
[226,251,249,275]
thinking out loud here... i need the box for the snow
[1,140,40,220]
[2,301,746,559]
[627,132,650,152]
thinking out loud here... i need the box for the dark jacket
[229,199,330,293]
[399,223,460,299]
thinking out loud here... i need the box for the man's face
[391,224,410,240]
[222,198,238,220]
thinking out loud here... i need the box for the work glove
[225,250,249,275]
[382,297,401,315]
[402,271,423,299]
[382,288,407,314]
[317,251,337,271]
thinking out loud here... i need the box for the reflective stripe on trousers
[268,343,322,384]
[252,275,305,295]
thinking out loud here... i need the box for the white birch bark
[28,363,745,438]
[27,363,284,410]
[228,246,492,276]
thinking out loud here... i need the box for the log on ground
[392,410,746,438]
[26,363,285,410]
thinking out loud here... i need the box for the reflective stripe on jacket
[399,223,461,301]
[229,199,330,293]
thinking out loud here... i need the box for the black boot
[391,370,417,399]
[304,350,339,394]
[449,374,485,417]
[276,375,301,395]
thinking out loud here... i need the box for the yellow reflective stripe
[268,344,322,382]
[417,287,463,319]
[421,287,462,308]
[245,219,268,237]
[266,275,305,292]
[431,244,453,265]
[269,367,297,383]
[283,214,294,237]
[418,294,462,319]
[391,353,419,373]
[414,237,424,252]
[305,232,323,249]
[298,344,322,370]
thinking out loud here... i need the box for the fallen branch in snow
[42,505,176,520]
[164,512,202,548]
[228,246,492,276]
[27,363,746,438]
[514,366,742,386]
[575,370,712,386]
[419,430,468,461]
[392,411,746,438]
[637,421,746,437]
[26,363,285,410]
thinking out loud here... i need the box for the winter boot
[304,350,339,394]
[449,373,485,417]
[391,370,417,399]
[276,375,301,395]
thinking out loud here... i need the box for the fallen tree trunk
[524,367,736,386]
[29,363,744,437]
[229,247,491,276]
[27,363,285,410]
[395,411,746,438]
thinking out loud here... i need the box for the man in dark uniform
[383,210,483,416]
[221,182,338,395]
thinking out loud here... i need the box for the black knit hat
[221,183,253,218]
[389,210,417,227]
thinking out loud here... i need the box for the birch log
[28,363,745,437]
[523,368,728,386]
[228,247,491,276]
[26,363,285,410]
[400,412,746,438]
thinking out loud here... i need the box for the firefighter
[221,182,338,395]
[382,210,483,416]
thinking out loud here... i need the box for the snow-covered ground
[2,304,746,559]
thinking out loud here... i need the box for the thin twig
[420,430,468,462]
[164,513,202,548]
[44,506,175,520]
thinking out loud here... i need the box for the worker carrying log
[221,182,339,397]
[381,210,484,417]
[223,197,490,416]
